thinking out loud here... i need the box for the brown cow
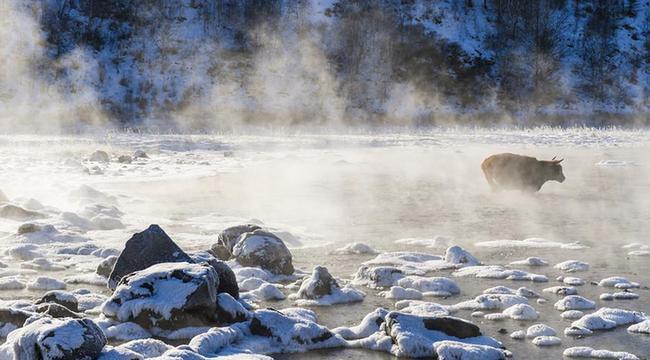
[481,153,565,192]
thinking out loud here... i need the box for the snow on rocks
[543,286,578,296]
[453,265,548,282]
[331,242,378,255]
[599,277,640,289]
[554,260,589,273]
[232,230,294,276]
[379,286,423,300]
[97,255,118,278]
[560,276,586,286]
[510,330,525,339]
[188,308,344,356]
[5,244,43,260]
[241,282,286,302]
[600,292,640,301]
[509,257,548,267]
[562,310,585,319]
[393,276,460,297]
[394,300,453,317]
[349,311,505,358]
[0,317,106,359]
[0,204,45,221]
[526,324,557,338]
[36,290,79,312]
[564,346,639,360]
[352,266,404,288]
[627,319,650,334]
[454,294,528,311]
[102,262,231,329]
[26,276,66,291]
[475,237,586,250]
[566,308,646,336]
[211,224,262,260]
[0,278,26,290]
[554,295,596,311]
[290,266,364,306]
[500,304,539,320]
[531,336,561,346]
[362,246,479,274]
[21,257,66,271]
[333,308,390,340]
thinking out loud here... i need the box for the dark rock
[191,252,239,299]
[297,266,339,299]
[35,290,79,312]
[211,224,261,260]
[1,317,106,359]
[89,150,110,162]
[133,150,149,159]
[17,223,43,235]
[214,293,250,325]
[232,229,293,275]
[118,155,132,164]
[0,204,45,221]
[108,224,193,289]
[0,307,33,328]
[385,312,482,340]
[96,255,118,278]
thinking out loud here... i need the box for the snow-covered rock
[291,266,364,306]
[526,324,556,338]
[531,336,561,346]
[0,317,106,360]
[566,308,646,336]
[554,295,595,311]
[554,260,589,272]
[454,294,528,311]
[352,266,404,288]
[232,230,294,276]
[563,346,639,360]
[36,290,79,312]
[102,262,230,329]
[26,276,66,291]
[509,257,548,266]
[598,277,640,289]
[211,224,262,260]
[501,304,539,320]
[453,265,548,282]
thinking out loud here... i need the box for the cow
[481,153,565,192]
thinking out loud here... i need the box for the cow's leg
[481,162,499,192]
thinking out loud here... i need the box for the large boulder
[108,225,193,289]
[211,224,261,260]
[232,230,294,275]
[0,317,106,360]
[103,262,227,329]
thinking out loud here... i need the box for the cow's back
[482,153,539,189]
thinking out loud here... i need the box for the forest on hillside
[2,0,650,129]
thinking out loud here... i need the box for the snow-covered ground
[0,128,649,359]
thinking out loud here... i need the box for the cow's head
[546,157,565,183]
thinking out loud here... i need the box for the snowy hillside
[1,0,649,130]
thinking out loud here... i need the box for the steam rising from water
[0,2,107,133]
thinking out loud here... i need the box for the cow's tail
[481,158,497,191]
